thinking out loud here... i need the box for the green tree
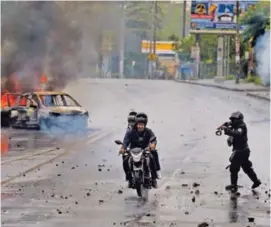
[241,0,270,47]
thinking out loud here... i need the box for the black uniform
[122,127,158,180]
[224,120,261,188]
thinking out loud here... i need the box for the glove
[149,143,156,151]
[119,147,125,154]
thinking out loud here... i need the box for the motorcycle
[114,136,156,200]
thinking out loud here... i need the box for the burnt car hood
[48,106,87,115]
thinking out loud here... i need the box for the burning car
[1,92,21,127]
[10,91,89,130]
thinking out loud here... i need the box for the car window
[62,95,79,107]
[40,95,55,106]
[54,95,65,106]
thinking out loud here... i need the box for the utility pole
[119,2,125,79]
[235,0,240,84]
[182,0,187,37]
[148,2,155,79]
[153,1,158,74]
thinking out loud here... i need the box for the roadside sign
[148,53,157,61]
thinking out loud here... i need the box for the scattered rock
[193,182,200,187]
[56,164,58,166]
[182,184,188,187]
[195,190,200,195]
[248,217,254,223]
[190,191,194,194]
[180,171,185,174]
[75,201,78,205]
[214,191,218,195]
[60,196,64,199]
[113,223,116,225]
[192,196,196,202]
[146,213,151,217]
[76,165,79,168]
[107,169,110,171]
[57,174,61,177]
[41,190,44,193]
[99,199,104,204]
[65,196,68,199]
[198,222,209,227]
[184,211,189,215]
[166,185,171,190]
[56,147,60,150]
[267,210,270,214]
[51,194,55,198]
[98,168,102,172]
[85,164,88,166]
[118,190,123,194]
[57,209,62,214]
[236,192,241,197]
[23,174,26,177]
[62,161,64,164]
[71,167,75,170]
[86,192,91,196]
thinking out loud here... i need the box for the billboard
[190,1,258,33]
[141,40,175,54]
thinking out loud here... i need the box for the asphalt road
[1,79,270,227]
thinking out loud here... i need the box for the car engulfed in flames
[10,91,89,130]
[1,73,89,130]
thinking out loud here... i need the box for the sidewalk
[175,79,270,101]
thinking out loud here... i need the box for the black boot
[226,172,238,192]
[251,180,261,189]
[225,185,238,192]
[152,178,157,188]
[125,173,133,188]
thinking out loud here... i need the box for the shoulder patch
[237,128,243,133]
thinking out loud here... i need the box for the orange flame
[1,73,48,108]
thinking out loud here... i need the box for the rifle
[215,121,231,136]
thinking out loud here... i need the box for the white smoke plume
[255,31,270,86]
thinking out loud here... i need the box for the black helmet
[229,111,244,124]
[127,111,137,123]
[136,112,148,125]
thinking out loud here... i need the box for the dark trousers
[229,148,259,185]
[122,153,157,180]
[151,150,161,171]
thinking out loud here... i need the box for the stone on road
[1,79,270,227]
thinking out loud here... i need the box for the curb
[246,92,270,102]
[175,80,270,92]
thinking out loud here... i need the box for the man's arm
[122,130,132,150]
[148,128,157,149]
[224,124,246,137]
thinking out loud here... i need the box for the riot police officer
[220,111,261,191]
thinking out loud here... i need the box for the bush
[245,75,263,85]
[224,74,236,80]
